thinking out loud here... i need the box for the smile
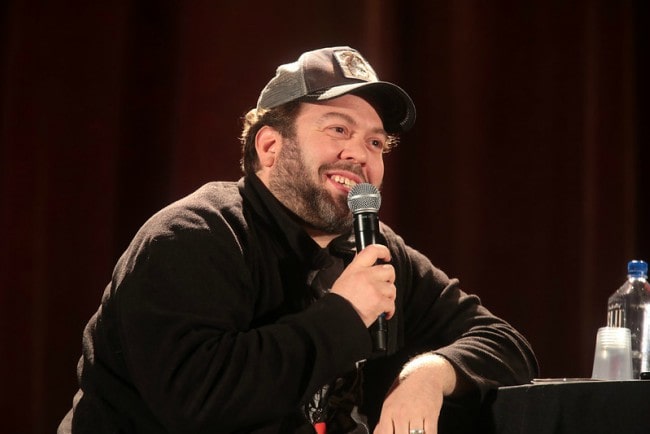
[330,175,357,189]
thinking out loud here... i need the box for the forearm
[398,353,471,398]
[374,354,471,434]
[432,316,539,395]
[119,292,372,432]
[405,274,538,395]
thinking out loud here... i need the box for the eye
[330,126,347,135]
[369,138,386,151]
[324,125,351,139]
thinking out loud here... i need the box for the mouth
[329,174,357,190]
[325,170,364,194]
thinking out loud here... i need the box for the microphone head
[347,183,382,214]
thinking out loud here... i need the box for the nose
[339,136,368,165]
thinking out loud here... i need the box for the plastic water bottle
[606,260,650,379]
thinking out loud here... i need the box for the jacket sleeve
[112,222,373,433]
[391,235,539,398]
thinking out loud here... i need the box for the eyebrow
[317,111,388,137]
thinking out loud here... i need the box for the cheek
[303,144,337,169]
[367,157,385,185]
[298,148,318,168]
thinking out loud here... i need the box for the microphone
[347,183,387,352]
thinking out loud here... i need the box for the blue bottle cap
[628,260,648,278]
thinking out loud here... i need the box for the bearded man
[59,46,538,434]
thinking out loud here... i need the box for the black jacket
[59,175,538,433]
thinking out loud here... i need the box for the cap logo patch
[334,50,378,82]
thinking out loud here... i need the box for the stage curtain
[1,1,647,431]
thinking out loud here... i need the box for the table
[480,379,650,434]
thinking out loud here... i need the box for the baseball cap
[256,46,416,133]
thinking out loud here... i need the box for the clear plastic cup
[591,326,633,380]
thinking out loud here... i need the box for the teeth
[332,175,357,188]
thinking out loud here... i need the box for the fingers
[374,407,436,434]
[373,369,444,434]
[355,245,396,320]
[380,279,397,320]
[388,418,425,434]
[371,263,396,285]
[374,416,431,434]
[330,244,396,327]
[351,244,396,291]
[353,243,392,267]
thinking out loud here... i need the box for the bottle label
[607,303,625,328]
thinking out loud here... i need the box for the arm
[374,353,469,434]
[372,236,538,433]
[114,227,374,433]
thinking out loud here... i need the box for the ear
[255,126,283,170]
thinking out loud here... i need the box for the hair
[239,98,400,175]
[239,101,302,175]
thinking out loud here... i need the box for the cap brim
[307,81,416,133]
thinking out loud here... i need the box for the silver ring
[409,430,424,434]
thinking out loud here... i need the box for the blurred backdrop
[1,1,648,432]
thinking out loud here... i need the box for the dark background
[1,1,648,432]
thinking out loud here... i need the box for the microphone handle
[353,212,388,352]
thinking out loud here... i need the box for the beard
[268,138,358,235]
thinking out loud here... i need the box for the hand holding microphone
[346,183,393,352]
[330,244,396,328]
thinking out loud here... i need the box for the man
[59,46,538,434]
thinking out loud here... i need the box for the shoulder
[115,182,248,275]
[141,181,245,239]
[379,221,451,285]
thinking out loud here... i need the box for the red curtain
[1,1,648,432]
